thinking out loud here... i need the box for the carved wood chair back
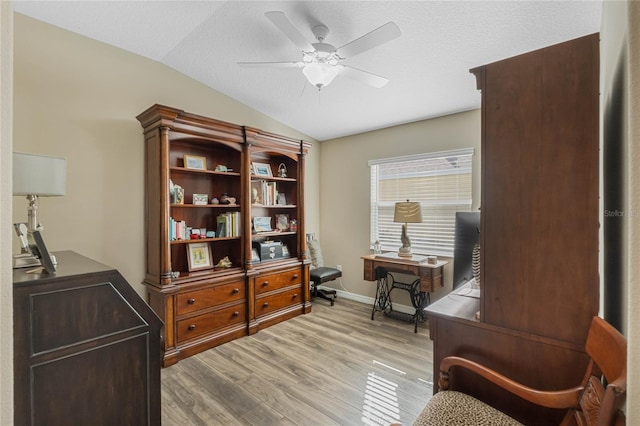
[571,316,627,426]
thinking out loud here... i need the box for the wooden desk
[424,285,590,424]
[362,253,447,332]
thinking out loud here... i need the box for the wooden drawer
[419,267,443,293]
[176,303,246,343]
[256,287,301,316]
[176,280,245,315]
[255,269,301,295]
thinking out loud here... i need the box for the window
[369,148,474,257]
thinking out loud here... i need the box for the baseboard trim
[316,285,417,316]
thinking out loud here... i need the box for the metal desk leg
[371,268,392,320]
[409,283,430,333]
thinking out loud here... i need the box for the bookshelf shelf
[170,236,241,245]
[170,166,241,177]
[170,204,241,208]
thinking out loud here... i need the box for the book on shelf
[216,211,241,238]
[169,217,188,241]
[254,180,279,206]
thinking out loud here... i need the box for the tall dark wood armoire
[425,33,599,425]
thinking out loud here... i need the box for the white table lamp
[13,152,67,234]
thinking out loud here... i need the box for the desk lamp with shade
[394,200,422,257]
[13,152,66,269]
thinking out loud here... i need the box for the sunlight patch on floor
[360,371,401,425]
[373,359,406,376]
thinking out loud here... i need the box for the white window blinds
[369,148,474,257]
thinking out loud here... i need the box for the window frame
[369,148,474,257]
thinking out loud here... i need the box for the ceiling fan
[238,11,401,90]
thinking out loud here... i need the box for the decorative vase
[472,243,481,287]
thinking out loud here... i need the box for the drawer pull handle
[263,302,269,307]
[261,281,269,287]
[187,298,196,305]
[292,274,299,280]
[293,293,298,299]
[188,324,196,331]
[232,288,240,294]
[232,311,239,317]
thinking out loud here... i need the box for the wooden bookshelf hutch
[137,105,311,366]
[425,33,600,424]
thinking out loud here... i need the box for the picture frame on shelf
[186,242,213,271]
[276,214,289,231]
[252,162,273,177]
[172,185,184,204]
[253,216,272,233]
[184,155,207,170]
[193,193,208,205]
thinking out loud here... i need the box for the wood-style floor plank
[162,298,434,425]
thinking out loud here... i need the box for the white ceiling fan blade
[238,61,303,68]
[340,66,390,88]
[337,22,401,58]
[265,11,315,52]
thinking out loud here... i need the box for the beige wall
[601,1,639,422]
[627,1,640,421]
[12,14,320,297]
[1,2,14,424]
[316,110,481,306]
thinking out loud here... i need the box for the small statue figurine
[215,256,232,269]
[278,163,287,178]
[252,187,261,204]
[219,193,236,205]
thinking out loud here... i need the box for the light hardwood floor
[161,298,434,425]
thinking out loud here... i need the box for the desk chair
[307,235,341,306]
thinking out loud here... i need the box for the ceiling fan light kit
[302,62,341,89]
[239,11,401,91]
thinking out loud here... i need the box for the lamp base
[398,246,413,257]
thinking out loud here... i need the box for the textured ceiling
[13,1,602,141]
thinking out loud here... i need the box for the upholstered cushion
[307,239,324,268]
[310,267,342,284]
[413,391,523,426]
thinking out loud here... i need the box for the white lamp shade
[13,152,67,196]
[302,63,340,88]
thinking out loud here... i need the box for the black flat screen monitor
[452,212,480,290]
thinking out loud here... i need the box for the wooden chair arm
[439,356,584,409]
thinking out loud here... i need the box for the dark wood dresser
[13,251,162,426]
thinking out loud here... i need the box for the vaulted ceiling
[13,1,602,141]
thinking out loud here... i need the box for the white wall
[12,14,320,297]
[0,3,13,424]
[316,110,481,306]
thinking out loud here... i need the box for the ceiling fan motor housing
[312,24,330,42]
